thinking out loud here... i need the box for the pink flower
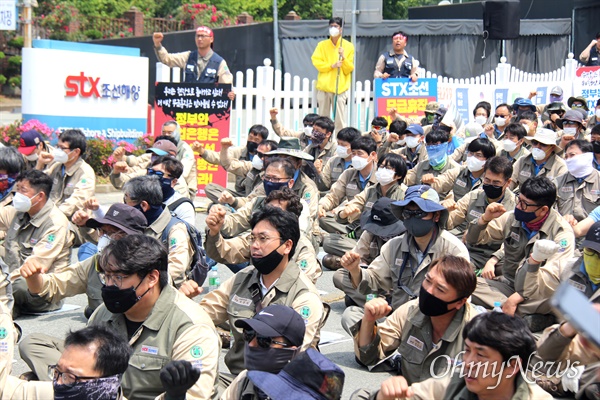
[128,27,133,33]
[210,15,217,22]
[211,5,217,13]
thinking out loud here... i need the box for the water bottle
[492,301,503,313]
[208,266,220,292]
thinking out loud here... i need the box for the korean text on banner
[154,83,232,197]
[0,0,16,30]
[374,78,438,124]
[574,67,600,117]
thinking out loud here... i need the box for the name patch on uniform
[247,172,254,179]
[469,210,482,219]
[591,190,600,195]
[365,202,374,209]
[395,258,404,266]
[66,183,75,188]
[520,171,532,178]
[456,179,467,188]
[347,183,357,190]
[232,294,252,307]
[407,335,424,351]
[333,167,342,173]
[561,187,573,193]
[12,223,20,231]
[568,280,586,293]
[141,345,159,355]
[30,238,39,245]
[510,232,520,241]
[0,341,8,353]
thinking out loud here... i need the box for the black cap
[360,197,405,238]
[234,304,305,347]
[86,204,148,235]
[582,221,600,254]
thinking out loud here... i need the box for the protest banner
[154,82,232,197]
[574,66,600,117]
[373,78,438,124]
[0,0,16,30]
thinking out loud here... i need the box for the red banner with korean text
[154,83,232,196]
[374,78,438,126]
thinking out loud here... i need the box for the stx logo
[65,72,101,98]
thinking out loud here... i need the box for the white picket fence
[156,54,581,145]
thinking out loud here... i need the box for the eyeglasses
[494,114,509,118]
[402,209,427,220]
[516,197,541,210]
[98,272,130,288]
[57,145,71,151]
[147,169,166,178]
[563,121,578,126]
[48,365,99,387]
[248,234,283,247]
[263,175,289,183]
[243,329,290,348]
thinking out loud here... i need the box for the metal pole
[23,0,33,48]
[349,0,357,128]
[273,0,281,71]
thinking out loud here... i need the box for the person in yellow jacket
[311,17,355,133]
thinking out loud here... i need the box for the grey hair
[162,120,181,137]
[123,176,163,206]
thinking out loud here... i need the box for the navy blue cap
[234,304,305,347]
[406,124,424,135]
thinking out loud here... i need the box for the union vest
[382,52,414,78]
[184,50,224,83]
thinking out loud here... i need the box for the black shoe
[523,314,556,332]
[322,254,342,271]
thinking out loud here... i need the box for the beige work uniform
[554,170,600,222]
[500,146,530,165]
[145,208,194,288]
[176,140,198,200]
[350,371,552,400]
[46,158,96,218]
[352,300,478,384]
[20,285,220,400]
[392,144,428,169]
[200,263,323,375]
[318,155,350,192]
[404,158,460,199]
[319,166,377,235]
[447,188,516,269]
[36,254,103,313]
[0,202,74,313]
[340,229,470,333]
[0,302,53,399]
[270,120,309,148]
[204,232,322,284]
[304,139,337,167]
[465,209,575,312]
[155,47,233,84]
[432,166,482,204]
[509,153,567,192]
[205,146,255,202]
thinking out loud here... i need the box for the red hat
[18,130,43,155]
[196,26,213,37]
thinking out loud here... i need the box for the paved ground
[10,190,393,398]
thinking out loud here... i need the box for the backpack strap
[167,197,194,212]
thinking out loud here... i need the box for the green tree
[382,0,439,20]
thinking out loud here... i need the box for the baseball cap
[360,197,405,238]
[391,185,449,227]
[550,86,563,96]
[248,348,345,400]
[146,139,177,157]
[86,204,148,235]
[196,26,214,37]
[513,98,536,112]
[234,304,305,347]
[18,130,43,155]
[582,221,600,254]
[405,124,424,136]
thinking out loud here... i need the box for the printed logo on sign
[190,346,203,358]
[65,72,140,101]
[141,345,159,355]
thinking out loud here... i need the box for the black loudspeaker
[483,0,520,40]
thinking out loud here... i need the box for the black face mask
[247,141,259,154]
[593,141,600,154]
[514,207,539,223]
[482,183,504,200]
[53,375,121,400]
[160,177,175,201]
[251,244,285,275]
[403,217,435,238]
[244,344,296,373]
[418,285,463,317]
[263,180,289,197]
[101,274,150,314]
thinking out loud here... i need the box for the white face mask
[475,116,487,125]
[502,139,517,153]
[97,235,112,254]
[329,26,340,37]
[336,146,350,158]
[251,154,264,170]
[303,126,313,136]
[531,147,548,161]
[596,109,600,119]
[495,117,506,127]
[563,127,577,136]
[351,155,369,171]
[397,138,406,146]
[375,167,396,185]
[405,136,420,149]
[52,148,69,164]
[466,156,486,172]
[13,192,36,213]
[566,152,594,179]
[25,153,39,161]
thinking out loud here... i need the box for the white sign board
[0,0,16,30]
[22,46,149,141]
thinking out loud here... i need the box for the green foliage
[382,0,441,20]
[0,119,57,148]
[0,51,5,59]
[84,29,103,39]
[279,0,332,20]
[8,76,21,88]
[7,36,24,48]
[86,138,115,177]
[7,56,21,67]
[0,75,6,86]
[177,3,232,28]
